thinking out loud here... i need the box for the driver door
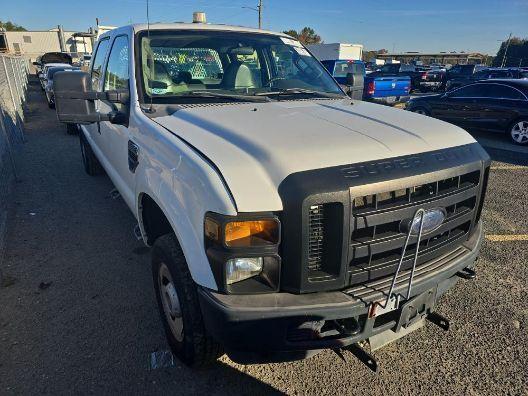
[97,35,136,210]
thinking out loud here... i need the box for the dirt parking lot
[1,80,527,395]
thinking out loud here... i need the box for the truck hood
[154,98,476,212]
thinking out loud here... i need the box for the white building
[0,28,94,61]
[307,43,364,61]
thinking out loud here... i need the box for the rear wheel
[509,120,528,145]
[66,123,79,135]
[412,107,430,116]
[152,234,223,367]
[80,133,104,176]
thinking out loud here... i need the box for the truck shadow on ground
[470,130,528,166]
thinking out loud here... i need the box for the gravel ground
[0,79,527,395]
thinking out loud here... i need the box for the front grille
[308,205,325,271]
[279,143,489,294]
[304,170,481,288]
[347,170,480,286]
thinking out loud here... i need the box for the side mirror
[54,71,129,125]
[33,61,41,66]
[54,71,99,124]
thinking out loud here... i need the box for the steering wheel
[265,77,286,88]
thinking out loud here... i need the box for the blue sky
[4,0,528,54]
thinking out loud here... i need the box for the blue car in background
[321,59,411,104]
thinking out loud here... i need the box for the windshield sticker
[294,47,310,57]
[280,37,303,47]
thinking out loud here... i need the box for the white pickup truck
[53,23,490,369]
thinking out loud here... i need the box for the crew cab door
[97,35,136,210]
[83,37,111,165]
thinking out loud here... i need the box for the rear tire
[412,107,430,116]
[80,133,104,176]
[152,234,223,367]
[66,123,79,135]
[509,119,528,145]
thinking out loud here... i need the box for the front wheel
[412,107,430,116]
[152,234,223,367]
[509,120,528,145]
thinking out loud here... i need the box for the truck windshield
[332,61,365,77]
[138,30,344,103]
[378,64,400,74]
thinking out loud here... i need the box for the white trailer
[307,43,363,61]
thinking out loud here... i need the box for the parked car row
[321,59,411,104]
[445,67,528,91]
[43,66,81,108]
[35,52,82,135]
[406,79,528,145]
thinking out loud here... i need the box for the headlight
[226,257,263,284]
[204,213,281,294]
[205,217,279,247]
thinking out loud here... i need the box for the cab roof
[99,23,291,40]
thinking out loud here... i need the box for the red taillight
[421,72,427,80]
[367,81,375,95]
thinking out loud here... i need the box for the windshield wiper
[176,91,272,102]
[255,88,346,99]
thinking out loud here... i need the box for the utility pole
[243,1,263,29]
[501,32,512,68]
[258,0,263,30]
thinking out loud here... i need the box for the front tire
[509,120,528,145]
[152,234,223,367]
[412,107,430,116]
[80,133,104,176]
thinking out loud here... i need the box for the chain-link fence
[0,54,28,222]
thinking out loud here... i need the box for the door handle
[128,140,139,173]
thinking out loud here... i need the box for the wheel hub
[512,121,528,144]
[163,282,181,318]
[158,263,184,342]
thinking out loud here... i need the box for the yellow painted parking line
[486,234,528,242]
[490,165,527,170]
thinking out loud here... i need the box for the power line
[242,0,263,29]
[501,32,512,68]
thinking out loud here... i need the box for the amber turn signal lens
[224,220,279,247]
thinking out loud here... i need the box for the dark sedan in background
[406,79,528,145]
[445,68,528,91]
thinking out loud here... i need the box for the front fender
[134,121,237,291]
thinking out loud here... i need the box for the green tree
[0,20,27,31]
[283,27,322,45]
[493,37,528,67]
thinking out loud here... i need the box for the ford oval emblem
[400,208,447,236]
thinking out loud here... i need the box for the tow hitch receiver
[346,343,379,373]
[426,312,450,331]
